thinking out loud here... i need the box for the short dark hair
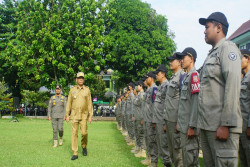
[211,20,228,36]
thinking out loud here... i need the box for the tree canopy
[1,0,176,98]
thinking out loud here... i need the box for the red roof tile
[228,20,250,40]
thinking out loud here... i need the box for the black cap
[167,52,181,60]
[56,85,61,89]
[137,80,144,87]
[141,77,147,82]
[176,47,197,61]
[155,64,167,73]
[144,71,156,79]
[199,12,229,28]
[241,49,250,57]
[128,82,135,89]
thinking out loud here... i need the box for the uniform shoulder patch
[152,87,158,103]
[228,52,237,61]
[190,72,200,95]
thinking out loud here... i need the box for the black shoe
[71,155,78,160]
[164,163,171,167]
[82,147,87,156]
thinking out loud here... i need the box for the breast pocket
[167,84,177,97]
[180,86,188,100]
[155,91,162,103]
[203,57,218,78]
[240,85,248,99]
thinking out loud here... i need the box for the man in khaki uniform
[239,49,250,167]
[48,85,67,147]
[153,64,171,167]
[176,47,200,167]
[198,12,242,166]
[66,72,93,160]
[144,71,158,167]
[164,53,185,167]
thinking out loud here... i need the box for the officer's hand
[132,117,135,122]
[48,117,51,121]
[175,124,179,133]
[215,126,229,141]
[140,120,143,125]
[88,118,92,124]
[163,125,167,132]
[66,117,69,123]
[187,128,195,139]
[246,127,250,139]
[152,123,156,128]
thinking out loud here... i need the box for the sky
[144,0,250,68]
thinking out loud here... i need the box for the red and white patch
[190,72,200,95]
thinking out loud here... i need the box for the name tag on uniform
[171,81,177,84]
[242,82,248,85]
[184,82,188,85]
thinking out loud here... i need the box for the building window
[105,80,110,88]
[240,45,245,50]
[246,43,250,50]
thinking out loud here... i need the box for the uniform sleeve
[63,96,67,117]
[87,88,93,119]
[189,73,200,129]
[248,82,250,128]
[66,90,72,117]
[48,97,52,117]
[189,93,199,129]
[220,44,241,127]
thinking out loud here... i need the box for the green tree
[0,0,21,97]
[4,0,109,95]
[85,75,106,100]
[104,0,176,88]
[21,90,49,108]
[0,79,12,110]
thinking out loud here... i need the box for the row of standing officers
[115,12,250,167]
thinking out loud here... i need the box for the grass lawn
[0,118,205,167]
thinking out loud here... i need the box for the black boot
[164,163,171,167]
[82,147,87,156]
[71,155,78,160]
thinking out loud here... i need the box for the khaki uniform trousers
[239,131,250,167]
[180,132,199,167]
[52,118,64,140]
[165,121,183,167]
[200,129,239,167]
[71,119,88,155]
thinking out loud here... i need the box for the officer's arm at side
[220,44,241,127]
[66,90,72,118]
[48,97,52,117]
[87,88,93,119]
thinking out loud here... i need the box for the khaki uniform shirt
[177,67,199,134]
[126,92,134,116]
[66,85,93,120]
[240,70,250,131]
[198,38,242,133]
[48,95,67,118]
[142,90,148,122]
[145,83,157,123]
[121,100,126,115]
[152,79,169,124]
[133,91,144,121]
[164,69,185,122]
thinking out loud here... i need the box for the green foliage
[0,79,12,110]
[3,0,109,94]
[104,0,176,88]
[21,90,49,108]
[85,75,107,100]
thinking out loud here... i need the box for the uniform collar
[244,70,250,78]
[209,38,226,53]
[187,67,196,76]
[77,85,84,89]
[161,78,168,86]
